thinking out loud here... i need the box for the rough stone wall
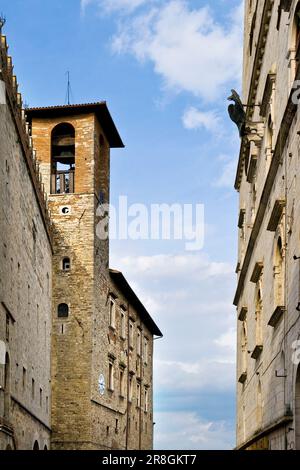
[236,0,300,450]
[31,114,96,449]
[0,89,52,449]
[31,111,155,450]
[91,271,154,450]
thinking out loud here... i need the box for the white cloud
[155,358,235,392]
[110,247,236,448]
[182,107,221,133]
[116,252,233,283]
[111,1,243,101]
[154,412,234,450]
[81,0,149,14]
[214,327,236,355]
[81,0,93,13]
[213,154,237,189]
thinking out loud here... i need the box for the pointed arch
[274,235,284,307]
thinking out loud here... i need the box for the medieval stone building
[235,0,300,450]
[0,28,162,450]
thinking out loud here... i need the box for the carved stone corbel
[245,121,265,148]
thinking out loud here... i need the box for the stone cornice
[234,67,299,306]
[235,0,275,190]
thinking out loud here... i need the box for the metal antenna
[65,71,72,105]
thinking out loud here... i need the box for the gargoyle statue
[227,89,246,138]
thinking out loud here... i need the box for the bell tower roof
[26,102,124,149]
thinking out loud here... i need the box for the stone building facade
[235,0,300,450]
[0,28,162,450]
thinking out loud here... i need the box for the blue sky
[2,0,244,449]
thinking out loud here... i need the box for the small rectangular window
[129,322,134,349]
[62,257,71,271]
[15,363,19,392]
[137,330,141,356]
[32,378,35,400]
[46,396,49,414]
[144,387,149,413]
[120,309,126,339]
[119,369,125,397]
[129,375,133,402]
[22,367,26,391]
[144,338,149,364]
[6,314,9,342]
[109,298,116,329]
[40,388,43,407]
[137,382,141,408]
[109,362,114,391]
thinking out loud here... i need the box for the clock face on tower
[98,373,105,396]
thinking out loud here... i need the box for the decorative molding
[238,307,248,322]
[260,73,276,118]
[238,372,247,384]
[251,344,263,360]
[250,262,263,283]
[267,199,286,231]
[234,0,275,190]
[245,121,265,148]
[279,0,292,12]
[238,209,246,229]
[247,155,258,183]
[268,305,285,327]
[234,59,300,306]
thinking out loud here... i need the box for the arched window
[241,322,248,373]
[266,115,273,150]
[256,289,262,341]
[57,303,69,318]
[43,445,48,451]
[51,123,75,194]
[62,257,71,271]
[6,444,12,450]
[265,115,273,175]
[274,236,284,306]
[296,365,300,449]
[33,440,39,451]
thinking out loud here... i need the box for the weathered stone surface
[0,87,52,450]
[236,0,300,450]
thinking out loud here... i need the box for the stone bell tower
[26,103,124,449]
